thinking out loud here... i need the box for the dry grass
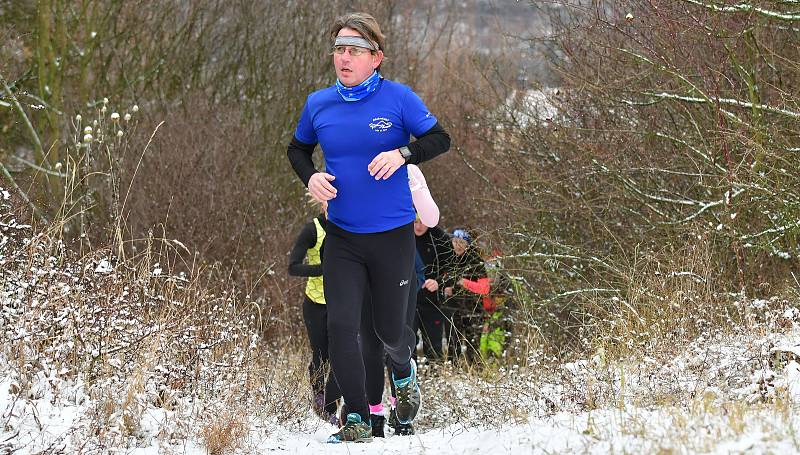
[0,183,315,451]
[199,409,248,455]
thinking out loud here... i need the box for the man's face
[414,219,428,236]
[334,28,383,87]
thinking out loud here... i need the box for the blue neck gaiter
[336,71,382,102]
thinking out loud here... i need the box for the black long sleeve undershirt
[287,138,318,188]
[405,122,450,165]
[287,216,326,277]
[286,121,451,187]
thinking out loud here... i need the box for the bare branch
[1,73,44,161]
[8,155,65,177]
[0,161,49,223]
[635,92,800,119]
[682,0,800,21]
[670,188,746,225]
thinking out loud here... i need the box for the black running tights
[324,222,415,422]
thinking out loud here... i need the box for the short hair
[329,12,386,69]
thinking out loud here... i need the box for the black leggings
[362,269,419,407]
[302,297,341,416]
[416,299,447,359]
[324,222,416,422]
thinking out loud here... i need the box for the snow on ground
[4,321,800,454]
[189,318,800,454]
[3,386,799,454]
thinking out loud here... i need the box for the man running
[286,12,450,443]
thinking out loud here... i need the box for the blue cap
[451,228,472,244]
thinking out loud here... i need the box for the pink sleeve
[407,164,440,227]
[461,277,491,295]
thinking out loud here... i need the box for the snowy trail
[4,365,800,454]
[121,407,799,454]
[123,417,590,454]
[248,420,581,454]
[246,407,800,454]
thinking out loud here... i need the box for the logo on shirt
[399,279,409,287]
[369,117,392,132]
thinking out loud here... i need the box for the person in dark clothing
[442,228,487,363]
[287,200,341,424]
[413,217,455,360]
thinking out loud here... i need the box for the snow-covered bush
[0,186,309,452]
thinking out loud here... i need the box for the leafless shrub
[431,1,800,362]
[0,182,321,450]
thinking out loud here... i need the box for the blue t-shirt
[294,79,437,233]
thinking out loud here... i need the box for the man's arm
[286,137,318,187]
[287,222,322,277]
[461,277,491,295]
[405,122,450,165]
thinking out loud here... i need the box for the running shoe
[326,413,373,443]
[393,359,421,424]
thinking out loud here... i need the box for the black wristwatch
[399,145,412,163]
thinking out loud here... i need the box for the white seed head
[625,13,634,22]
[93,119,98,126]
[124,113,132,121]
[83,126,93,134]
[101,106,107,113]
[117,130,124,138]
[83,133,93,143]
[103,97,109,105]
[110,112,120,121]
[75,114,82,122]
[132,105,139,113]
[55,162,62,170]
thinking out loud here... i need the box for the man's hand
[443,286,453,297]
[422,279,439,292]
[308,172,337,202]
[368,149,405,180]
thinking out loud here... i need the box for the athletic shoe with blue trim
[326,413,373,444]
[392,359,421,424]
[388,407,415,435]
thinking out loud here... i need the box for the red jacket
[460,277,497,313]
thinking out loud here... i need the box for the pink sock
[388,396,397,408]
[369,403,384,415]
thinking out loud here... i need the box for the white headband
[334,35,377,50]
